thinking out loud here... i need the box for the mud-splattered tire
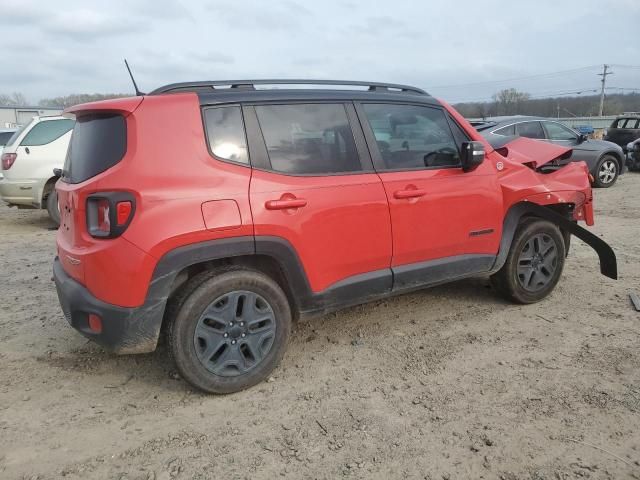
[167,267,291,394]
[491,218,566,304]
[46,189,60,226]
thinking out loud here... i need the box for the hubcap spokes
[194,290,276,377]
[598,160,616,183]
[517,233,558,292]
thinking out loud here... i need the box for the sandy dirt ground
[1,174,639,480]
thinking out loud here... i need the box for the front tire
[490,218,566,304]
[46,189,60,226]
[592,155,619,188]
[167,267,291,394]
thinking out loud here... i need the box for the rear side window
[0,132,14,146]
[63,114,126,184]
[255,104,361,175]
[21,119,74,146]
[493,124,515,136]
[516,121,545,139]
[203,106,248,164]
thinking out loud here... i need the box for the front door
[356,102,503,289]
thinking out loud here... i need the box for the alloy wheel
[598,159,617,184]
[516,233,558,292]
[193,290,276,377]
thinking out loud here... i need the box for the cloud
[44,9,145,39]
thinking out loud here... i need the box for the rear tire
[592,155,619,188]
[490,218,566,304]
[167,267,291,394]
[46,189,60,226]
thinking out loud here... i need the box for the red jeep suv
[53,80,616,393]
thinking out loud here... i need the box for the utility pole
[598,64,613,116]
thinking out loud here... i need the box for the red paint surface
[56,93,595,308]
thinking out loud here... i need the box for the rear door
[247,102,392,299]
[356,102,502,289]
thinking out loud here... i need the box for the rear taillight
[86,192,135,238]
[1,153,17,170]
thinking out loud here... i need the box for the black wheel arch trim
[492,202,617,280]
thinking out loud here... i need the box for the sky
[1,0,639,104]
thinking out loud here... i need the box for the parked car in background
[0,116,74,224]
[627,137,640,171]
[604,114,640,153]
[0,127,18,180]
[53,80,615,394]
[471,116,625,188]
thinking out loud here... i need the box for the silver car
[472,116,625,188]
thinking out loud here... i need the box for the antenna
[124,59,144,96]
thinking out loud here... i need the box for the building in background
[0,106,63,128]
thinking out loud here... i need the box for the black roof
[148,79,438,106]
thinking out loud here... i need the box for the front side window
[203,106,248,164]
[21,119,74,147]
[362,103,460,170]
[255,103,361,175]
[543,121,577,141]
[516,121,545,139]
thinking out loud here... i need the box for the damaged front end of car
[489,136,617,280]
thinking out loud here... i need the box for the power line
[426,65,601,90]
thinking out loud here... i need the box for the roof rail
[149,79,428,96]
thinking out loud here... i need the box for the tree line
[0,93,128,108]
[453,88,640,119]
[3,89,640,119]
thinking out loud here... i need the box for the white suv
[0,116,74,224]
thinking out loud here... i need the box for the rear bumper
[0,178,41,207]
[53,257,165,354]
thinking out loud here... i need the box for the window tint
[446,115,471,147]
[4,123,28,147]
[203,106,248,164]
[0,132,14,146]
[363,104,460,169]
[255,104,360,174]
[543,121,577,141]
[21,119,74,146]
[493,124,515,136]
[623,118,639,129]
[63,114,126,184]
[516,121,545,139]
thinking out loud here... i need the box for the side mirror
[577,133,588,144]
[53,168,62,178]
[460,141,485,172]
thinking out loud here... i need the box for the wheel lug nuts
[241,333,246,338]
[224,333,228,338]
[231,340,236,345]
[240,322,244,326]
[229,322,233,326]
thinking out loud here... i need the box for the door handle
[265,198,307,210]
[393,189,426,199]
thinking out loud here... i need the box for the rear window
[0,132,14,146]
[203,106,248,164]
[62,114,126,184]
[255,103,361,175]
[21,119,74,146]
